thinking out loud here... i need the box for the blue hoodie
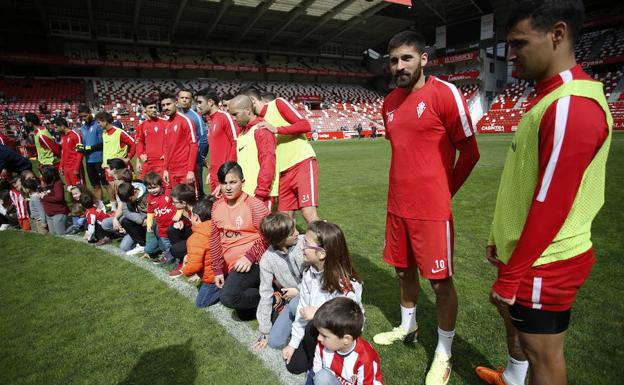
[81,120,103,163]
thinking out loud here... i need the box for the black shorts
[85,162,107,187]
[509,302,571,334]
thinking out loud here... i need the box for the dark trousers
[120,218,146,246]
[167,224,192,262]
[286,322,319,375]
[220,264,261,317]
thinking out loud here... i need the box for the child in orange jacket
[180,197,219,308]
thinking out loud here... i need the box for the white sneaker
[0,224,10,231]
[126,244,145,256]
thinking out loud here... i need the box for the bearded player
[373,30,480,385]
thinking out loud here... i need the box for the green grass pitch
[0,133,622,384]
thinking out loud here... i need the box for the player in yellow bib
[475,2,612,385]
[241,87,320,224]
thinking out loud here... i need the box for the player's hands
[300,306,317,321]
[163,170,170,185]
[486,245,498,266]
[258,121,277,134]
[187,274,200,283]
[281,287,299,301]
[233,257,252,273]
[251,335,268,352]
[186,171,195,185]
[112,218,122,231]
[211,184,222,198]
[282,346,295,364]
[490,288,515,307]
[139,154,148,163]
[146,225,153,233]
[173,221,184,230]
[215,274,225,288]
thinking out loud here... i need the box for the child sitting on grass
[0,187,17,230]
[144,171,176,264]
[309,297,384,385]
[252,212,304,352]
[82,193,112,245]
[40,166,69,235]
[168,183,197,277]
[179,197,220,307]
[9,176,30,231]
[282,220,363,375]
[66,184,106,235]
[116,181,148,256]
[20,176,47,234]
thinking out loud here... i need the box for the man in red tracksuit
[195,87,240,194]
[55,117,83,189]
[160,92,198,195]
[136,96,167,179]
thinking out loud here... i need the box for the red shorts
[63,168,83,187]
[166,172,198,197]
[383,212,454,279]
[140,161,164,180]
[514,250,595,312]
[278,157,318,211]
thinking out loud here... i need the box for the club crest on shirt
[173,124,178,132]
[386,110,395,122]
[417,101,426,118]
[235,215,243,230]
[154,126,158,133]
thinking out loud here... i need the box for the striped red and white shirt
[493,65,609,303]
[9,188,28,220]
[313,338,384,385]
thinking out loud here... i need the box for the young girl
[40,166,69,235]
[210,161,270,320]
[144,171,176,263]
[66,184,105,235]
[282,220,363,375]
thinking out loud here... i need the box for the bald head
[228,95,255,128]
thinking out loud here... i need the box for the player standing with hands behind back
[373,30,480,385]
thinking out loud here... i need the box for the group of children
[0,160,385,385]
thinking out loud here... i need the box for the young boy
[20,175,47,234]
[310,297,385,385]
[252,212,304,351]
[144,171,176,264]
[82,193,113,245]
[168,183,197,277]
[179,197,219,307]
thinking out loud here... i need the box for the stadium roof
[1,0,619,58]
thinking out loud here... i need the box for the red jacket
[135,117,168,164]
[164,112,198,175]
[60,130,83,171]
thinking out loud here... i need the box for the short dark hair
[313,297,364,339]
[21,177,40,192]
[77,104,90,114]
[238,86,262,100]
[196,87,220,104]
[54,117,68,127]
[95,111,113,124]
[260,91,276,102]
[505,0,585,43]
[177,89,194,97]
[117,182,135,202]
[192,196,214,221]
[222,93,235,101]
[40,166,60,186]
[261,212,295,248]
[388,30,427,54]
[24,113,40,126]
[159,91,176,103]
[80,192,95,209]
[171,184,197,206]
[144,171,163,187]
[141,96,159,107]
[217,161,244,184]
[107,158,126,170]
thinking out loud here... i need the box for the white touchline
[60,233,304,385]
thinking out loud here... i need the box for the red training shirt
[147,193,176,238]
[383,76,475,220]
[207,109,240,191]
[60,130,83,171]
[135,117,168,165]
[163,112,198,175]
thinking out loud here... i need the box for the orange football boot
[474,366,508,385]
